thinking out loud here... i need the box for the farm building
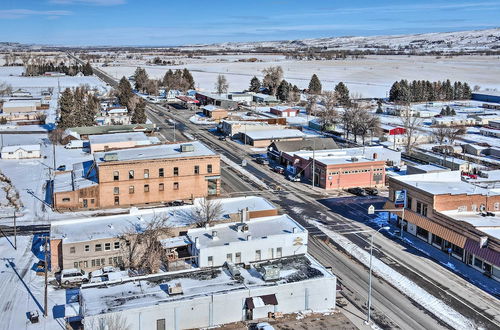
[1,144,41,159]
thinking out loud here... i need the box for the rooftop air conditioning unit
[181,144,194,152]
[103,153,118,161]
[262,265,280,281]
[168,282,183,295]
[351,157,358,162]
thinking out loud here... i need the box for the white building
[1,100,38,113]
[1,144,41,159]
[188,215,308,267]
[88,132,160,153]
[81,255,336,329]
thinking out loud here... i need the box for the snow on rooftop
[188,214,305,248]
[1,144,40,153]
[80,254,332,317]
[94,141,216,163]
[88,132,148,144]
[395,171,498,196]
[245,129,306,140]
[50,196,276,243]
[2,100,37,108]
[202,105,224,111]
[441,211,500,239]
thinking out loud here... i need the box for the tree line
[116,76,147,124]
[133,67,195,95]
[58,87,99,128]
[389,79,472,103]
[25,61,93,77]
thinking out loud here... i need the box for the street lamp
[368,202,405,239]
[366,226,390,325]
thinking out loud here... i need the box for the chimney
[292,227,298,233]
[212,231,218,240]
[246,235,252,241]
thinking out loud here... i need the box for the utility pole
[13,211,16,250]
[311,138,316,187]
[173,121,176,143]
[43,235,48,317]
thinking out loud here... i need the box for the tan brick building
[386,171,500,281]
[53,142,221,210]
[50,196,278,272]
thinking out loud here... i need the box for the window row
[112,165,213,181]
[69,241,121,254]
[113,182,179,195]
[73,256,123,269]
[206,247,282,266]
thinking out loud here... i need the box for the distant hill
[179,28,500,54]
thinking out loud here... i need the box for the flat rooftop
[88,132,148,144]
[393,171,499,196]
[94,141,216,164]
[80,254,333,317]
[187,215,306,249]
[245,129,306,140]
[441,210,500,239]
[50,196,277,243]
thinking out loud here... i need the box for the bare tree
[119,214,172,274]
[0,82,12,96]
[87,314,131,330]
[306,94,318,116]
[446,125,466,145]
[317,91,339,130]
[48,128,65,145]
[432,125,449,145]
[215,74,229,95]
[399,108,423,154]
[190,198,224,228]
[262,66,283,96]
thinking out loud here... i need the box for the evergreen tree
[334,82,350,106]
[117,76,134,107]
[376,100,383,113]
[134,67,149,92]
[59,88,75,128]
[308,74,322,94]
[276,79,290,102]
[82,62,93,76]
[182,68,195,90]
[462,83,472,99]
[162,69,175,90]
[450,107,456,116]
[249,76,261,93]
[131,98,147,124]
[290,85,301,102]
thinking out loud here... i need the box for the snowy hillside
[180,28,500,53]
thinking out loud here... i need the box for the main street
[83,60,500,329]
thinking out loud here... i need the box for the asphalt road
[82,60,500,330]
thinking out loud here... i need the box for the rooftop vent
[103,152,118,162]
[168,282,183,295]
[262,265,280,281]
[181,144,195,152]
[351,157,359,162]
[212,230,219,240]
[236,223,249,232]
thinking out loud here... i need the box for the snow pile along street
[312,220,476,330]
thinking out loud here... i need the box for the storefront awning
[464,238,500,268]
[245,294,278,309]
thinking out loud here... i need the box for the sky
[0,0,499,46]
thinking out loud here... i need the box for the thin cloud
[0,9,72,19]
[49,0,125,5]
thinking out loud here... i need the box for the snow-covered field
[99,55,500,98]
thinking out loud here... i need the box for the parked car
[56,165,66,171]
[272,165,285,174]
[255,157,269,165]
[60,268,89,285]
[64,140,83,149]
[218,136,227,141]
[287,174,301,182]
[255,322,275,330]
[90,266,118,278]
[165,200,184,207]
[365,187,379,196]
[347,187,367,196]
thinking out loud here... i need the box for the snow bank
[312,220,476,330]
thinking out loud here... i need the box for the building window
[226,253,233,263]
[472,204,477,212]
[235,252,241,263]
[416,226,428,240]
[144,184,150,192]
[474,256,483,269]
[113,171,119,181]
[255,250,261,261]
[159,168,164,177]
[194,165,199,174]
[276,247,282,258]
[129,186,134,194]
[114,196,119,205]
[95,244,102,252]
[407,196,412,210]
[114,241,120,249]
[208,256,213,267]
[173,182,179,190]
[62,198,70,202]
[90,199,95,204]
[105,243,111,251]
[416,201,427,216]
[69,246,75,254]
[113,187,119,195]
[129,170,134,179]
[84,245,90,252]
[495,203,500,211]
[159,183,164,191]
[74,262,78,268]
[207,164,213,173]
[144,169,149,179]
[84,261,88,268]
[268,248,274,259]
[173,167,179,176]
[157,319,166,330]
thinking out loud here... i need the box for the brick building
[386,171,500,281]
[53,142,220,210]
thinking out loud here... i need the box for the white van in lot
[60,268,89,285]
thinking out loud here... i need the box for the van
[60,268,89,285]
[64,140,84,149]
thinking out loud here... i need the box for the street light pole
[366,226,389,325]
[173,121,176,143]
